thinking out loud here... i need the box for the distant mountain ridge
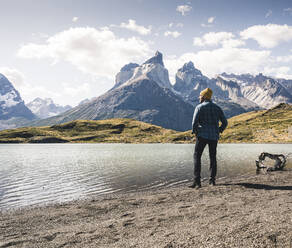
[0,73,36,130]
[27,97,71,119]
[1,103,291,144]
[218,73,292,109]
[173,61,292,112]
[27,51,292,131]
[30,75,194,131]
[173,61,261,117]
[1,51,292,131]
[28,52,194,131]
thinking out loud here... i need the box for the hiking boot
[209,179,216,186]
[189,181,201,189]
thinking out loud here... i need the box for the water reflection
[0,143,291,210]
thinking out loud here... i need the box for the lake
[0,143,291,210]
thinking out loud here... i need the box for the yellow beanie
[200,88,213,100]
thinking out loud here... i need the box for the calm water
[0,144,291,210]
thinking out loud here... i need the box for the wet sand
[0,170,292,248]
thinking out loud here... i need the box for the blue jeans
[193,136,218,183]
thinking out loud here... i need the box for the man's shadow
[222,183,292,191]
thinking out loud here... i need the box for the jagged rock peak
[181,61,195,71]
[179,61,202,75]
[0,73,36,122]
[255,73,268,81]
[114,63,140,89]
[0,73,10,84]
[33,97,53,104]
[27,97,72,119]
[120,63,139,72]
[143,51,164,67]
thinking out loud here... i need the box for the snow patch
[130,63,171,89]
[0,91,20,108]
[27,97,72,119]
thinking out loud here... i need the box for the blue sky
[0,0,291,106]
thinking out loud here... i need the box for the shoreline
[0,171,256,213]
[1,165,289,213]
[1,141,292,145]
[1,170,292,247]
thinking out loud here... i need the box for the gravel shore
[1,170,292,248]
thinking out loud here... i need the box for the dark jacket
[192,100,228,140]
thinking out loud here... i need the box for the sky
[0,0,292,107]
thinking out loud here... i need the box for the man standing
[190,88,228,189]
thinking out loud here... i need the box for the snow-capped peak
[173,61,209,94]
[179,61,202,75]
[113,63,140,89]
[0,73,23,108]
[0,73,35,123]
[143,51,164,67]
[114,51,172,89]
[27,98,71,119]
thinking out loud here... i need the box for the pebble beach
[0,170,292,248]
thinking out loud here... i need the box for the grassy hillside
[220,103,292,143]
[0,103,291,143]
[0,118,193,144]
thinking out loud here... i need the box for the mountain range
[1,103,291,144]
[30,75,194,131]
[0,74,72,130]
[0,74,36,130]
[27,98,71,119]
[1,51,292,131]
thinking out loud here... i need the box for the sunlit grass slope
[0,118,193,143]
[0,103,291,143]
[220,103,292,143]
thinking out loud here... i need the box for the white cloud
[0,67,62,104]
[22,85,61,103]
[17,27,152,79]
[165,47,271,80]
[72,17,79,22]
[263,66,292,79]
[176,5,192,16]
[0,67,108,106]
[169,23,184,28]
[0,67,26,88]
[119,19,152,35]
[193,32,235,47]
[62,82,91,97]
[283,8,292,15]
[201,23,212,28]
[32,32,49,39]
[265,10,272,18]
[276,55,292,63]
[240,24,292,48]
[221,39,246,48]
[164,31,182,38]
[208,16,215,24]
